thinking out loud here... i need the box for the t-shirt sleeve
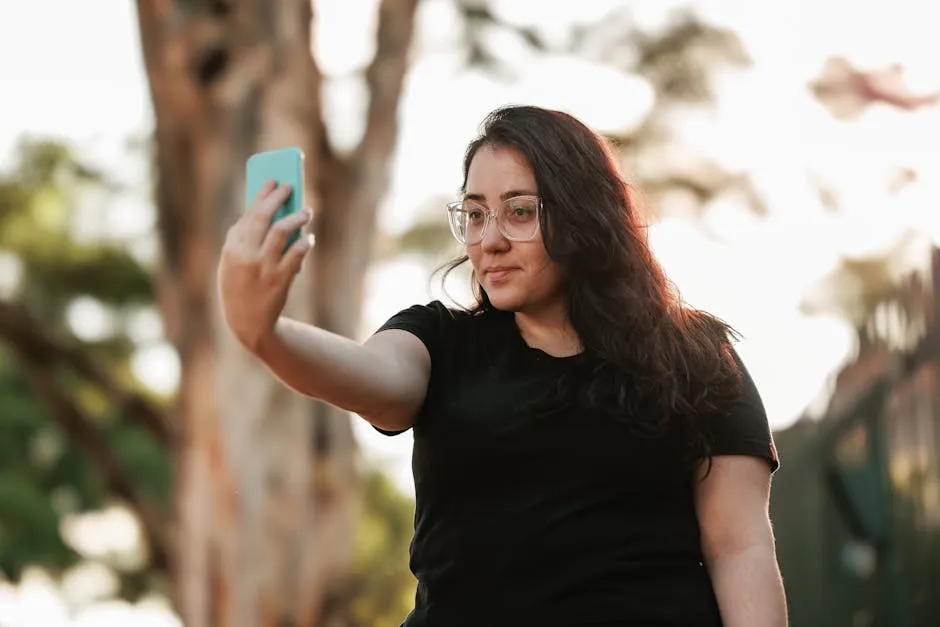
[369,300,450,437]
[706,349,780,472]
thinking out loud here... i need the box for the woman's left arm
[694,454,788,627]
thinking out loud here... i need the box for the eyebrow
[464,189,537,202]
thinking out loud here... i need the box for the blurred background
[0,0,938,625]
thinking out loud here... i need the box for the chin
[483,286,526,312]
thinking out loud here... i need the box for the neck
[513,300,581,358]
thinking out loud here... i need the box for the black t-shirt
[374,301,778,627]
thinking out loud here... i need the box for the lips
[484,266,517,282]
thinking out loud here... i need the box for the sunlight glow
[66,297,116,343]
[60,506,143,566]
[0,569,181,627]
[59,562,120,608]
[129,342,180,397]
[123,307,166,345]
[0,251,24,298]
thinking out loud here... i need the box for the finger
[249,179,278,210]
[261,207,312,260]
[277,232,314,276]
[245,183,294,243]
[249,182,292,223]
[239,179,278,236]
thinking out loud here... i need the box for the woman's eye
[508,203,533,217]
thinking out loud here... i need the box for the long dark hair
[443,105,742,459]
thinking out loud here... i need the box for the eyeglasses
[446,195,541,245]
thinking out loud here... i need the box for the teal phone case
[245,146,305,250]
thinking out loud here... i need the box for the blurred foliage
[631,12,750,102]
[801,57,939,338]
[382,221,455,262]
[391,4,763,257]
[408,2,923,332]
[0,139,152,328]
[0,359,81,576]
[350,470,416,626]
[455,2,748,100]
[0,138,419,615]
[0,140,170,591]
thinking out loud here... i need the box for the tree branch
[311,0,419,335]
[0,300,174,446]
[856,65,940,110]
[811,57,940,120]
[355,0,419,172]
[0,302,171,571]
[135,0,173,82]
[19,363,172,573]
[0,299,173,570]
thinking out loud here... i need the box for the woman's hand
[218,180,313,353]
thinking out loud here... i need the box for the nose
[479,215,509,253]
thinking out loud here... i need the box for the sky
[1,0,939,624]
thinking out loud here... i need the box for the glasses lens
[499,196,539,240]
[448,197,540,244]
[448,201,487,244]
[447,204,466,243]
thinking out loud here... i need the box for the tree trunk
[135,1,417,626]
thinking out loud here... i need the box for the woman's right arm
[253,319,430,432]
[217,180,429,432]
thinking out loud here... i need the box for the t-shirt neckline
[494,308,582,362]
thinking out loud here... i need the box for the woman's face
[463,144,565,315]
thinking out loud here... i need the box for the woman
[218,105,788,626]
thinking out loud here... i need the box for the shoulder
[375,300,486,358]
[728,348,766,419]
[705,347,780,472]
[376,299,470,335]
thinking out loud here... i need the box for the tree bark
[306,2,417,624]
[135,0,417,625]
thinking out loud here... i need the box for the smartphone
[245,146,305,250]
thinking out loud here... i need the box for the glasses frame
[445,195,542,245]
